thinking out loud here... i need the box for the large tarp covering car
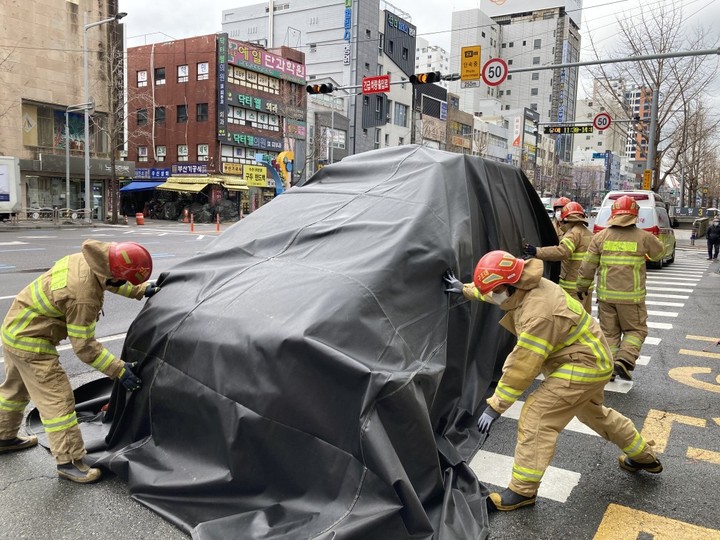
[33,145,557,539]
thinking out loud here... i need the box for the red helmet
[611,195,639,217]
[552,196,571,209]
[560,201,586,221]
[473,250,525,296]
[109,242,152,285]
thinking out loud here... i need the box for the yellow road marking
[594,504,720,539]
[685,335,720,342]
[715,418,720,426]
[679,349,720,359]
[669,367,720,393]
[640,410,706,453]
[687,447,720,466]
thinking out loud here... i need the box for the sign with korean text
[461,46,481,81]
[217,34,229,140]
[228,40,306,84]
[225,132,283,152]
[222,163,243,175]
[245,165,268,187]
[135,167,171,179]
[543,125,593,135]
[643,169,653,190]
[343,0,353,65]
[232,92,279,114]
[171,163,208,175]
[362,75,390,95]
[285,120,307,139]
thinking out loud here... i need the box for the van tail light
[593,224,605,234]
[644,226,660,236]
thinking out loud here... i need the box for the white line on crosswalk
[646,281,697,287]
[646,286,694,293]
[648,272,704,278]
[645,336,661,345]
[647,293,689,299]
[646,300,684,307]
[648,321,673,330]
[636,355,650,366]
[469,450,581,503]
[591,307,677,318]
[0,333,127,364]
[646,277,700,283]
[604,379,634,393]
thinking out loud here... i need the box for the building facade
[0,0,133,220]
[415,37,450,89]
[126,35,306,217]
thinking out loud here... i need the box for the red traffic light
[410,71,442,85]
[306,83,334,94]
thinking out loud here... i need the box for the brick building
[125,34,306,219]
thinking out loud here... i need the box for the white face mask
[555,210,562,220]
[490,289,510,305]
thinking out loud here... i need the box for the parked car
[594,190,676,268]
[590,206,601,217]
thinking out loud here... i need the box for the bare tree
[586,0,720,191]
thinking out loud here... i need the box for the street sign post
[593,112,612,131]
[643,169,653,190]
[543,125,593,135]
[481,58,508,87]
[461,45,481,81]
[361,75,391,94]
[592,152,605,159]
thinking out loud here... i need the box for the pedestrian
[576,196,664,381]
[0,240,160,483]
[706,216,720,260]
[524,201,593,313]
[443,251,662,512]
[551,196,571,239]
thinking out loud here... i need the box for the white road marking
[505,401,598,436]
[469,450,581,503]
[592,307,677,318]
[646,286,694,293]
[645,336,661,345]
[0,295,17,300]
[647,293,689,299]
[646,300,684,307]
[636,355,651,366]
[648,321,673,330]
[604,379,634,393]
[0,241,28,246]
[18,236,57,239]
[645,281,697,287]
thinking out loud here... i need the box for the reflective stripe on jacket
[465,278,614,415]
[2,253,147,378]
[534,223,593,293]
[577,226,664,304]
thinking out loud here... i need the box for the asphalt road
[1,221,719,539]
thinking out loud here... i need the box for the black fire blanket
[28,145,557,539]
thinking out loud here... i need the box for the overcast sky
[118,0,720,97]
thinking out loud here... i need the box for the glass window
[531,88,539,96]
[137,109,148,126]
[138,145,148,162]
[155,145,166,162]
[532,72,539,80]
[197,62,209,80]
[402,47,408,60]
[393,103,408,127]
[137,70,147,87]
[197,144,209,161]
[532,57,540,65]
[177,105,188,123]
[177,144,188,161]
[154,67,165,85]
[177,65,189,83]
[154,106,165,123]
[197,103,208,122]
[534,39,542,49]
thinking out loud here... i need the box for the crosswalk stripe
[604,379,634,394]
[646,286,694,293]
[636,355,651,365]
[469,450,582,503]
[648,322,673,330]
[647,293,689,299]
[646,300,684,307]
[590,307,677,318]
[646,281,697,287]
[645,336,661,345]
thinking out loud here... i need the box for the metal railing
[13,207,92,225]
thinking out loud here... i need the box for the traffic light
[306,83,334,94]
[410,71,441,85]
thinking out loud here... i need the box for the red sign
[362,75,391,94]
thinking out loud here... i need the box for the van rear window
[595,208,653,228]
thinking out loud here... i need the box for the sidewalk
[0,217,222,233]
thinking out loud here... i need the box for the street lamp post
[83,11,126,223]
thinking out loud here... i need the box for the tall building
[0,0,132,220]
[415,37,450,89]
[222,0,416,169]
[125,35,306,216]
[450,1,583,165]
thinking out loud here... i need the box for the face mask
[555,211,562,220]
[490,289,510,305]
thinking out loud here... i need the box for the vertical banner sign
[217,34,229,140]
[460,46,481,81]
[643,169,653,190]
[343,0,353,66]
[513,116,521,147]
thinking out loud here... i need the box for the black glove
[144,281,161,298]
[443,270,464,294]
[577,288,588,300]
[523,244,537,257]
[119,362,142,391]
[477,406,501,434]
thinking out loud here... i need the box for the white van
[594,190,677,269]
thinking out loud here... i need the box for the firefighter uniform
[531,203,593,313]
[577,206,664,379]
[0,240,150,477]
[456,252,661,510]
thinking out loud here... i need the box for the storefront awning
[120,181,165,192]
[156,181,208,193]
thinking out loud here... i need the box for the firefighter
[524,201,594,313]
[0,240,160,483]
[551,196,571,238]
[577,196,664,380]
[443,251,662,511]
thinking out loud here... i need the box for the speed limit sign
[481,58,508,87]
[593,112,612,131]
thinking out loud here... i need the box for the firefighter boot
[0,435,38,454]
[618,455,663,474]
[57,459,102,484]
[613,358,634,381]
[488,488,537,511]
